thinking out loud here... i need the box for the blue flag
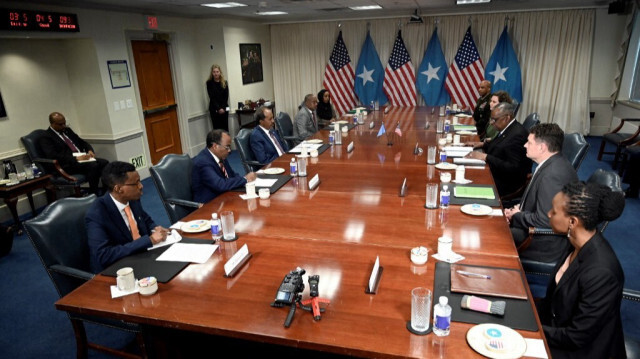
[417,28,450,106]
[355,31,388,106]
[485,26,522,102]
[377,123,386,137]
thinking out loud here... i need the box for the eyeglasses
[216,143,232,151]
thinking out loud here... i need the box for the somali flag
[417,28,450,106]
[485,26,523,102]
[355,31,388,106]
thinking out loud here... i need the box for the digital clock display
[1,9,79,32]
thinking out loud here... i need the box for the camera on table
[272,267,306,307]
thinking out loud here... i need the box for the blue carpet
[1,146,638,358]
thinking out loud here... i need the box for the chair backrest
[562,133,590,171]
[522,113,540,131]
[275,112,293,137]
[23,195,96,297]
[150,154,195,224]
[234,128,262,172]
[586,169,623,233]
[20,129,49,174]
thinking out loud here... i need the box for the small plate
[466,323,527,359]
[457,130,476,135]
[0,179,9,185]
[435,163,458,170]
[181,220,211,233]
[452,178,473,184]
[460,204,493,216]
[335,120,348,124]
[263,167,285,175]
[305,139,323,144]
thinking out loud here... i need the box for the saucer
[452,178,472,184]
[435,163,458,170]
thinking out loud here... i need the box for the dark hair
[254,106,270,125]
[561,181,625,231]
[48,112,63,124]
[206,129,228,148]
[529,123,564,153]
[495,102,515,118]
[492,90,512,104]
[317,89,329,103]
[102,161,136,191]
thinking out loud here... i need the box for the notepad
[453,125,477,131]
[454,186,495,199]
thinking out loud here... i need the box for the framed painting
[240,43,263,85]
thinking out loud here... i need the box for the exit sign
[146,15,158,30]
[130,154,146,169]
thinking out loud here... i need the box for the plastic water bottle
[31,163,41,177]
[211,213,222,241]
[370,101,375,111]
[444,120,450,133]
[433,296,451,336]
[440,185,450,208]
[329,130,335,145]
[290,158,297,176]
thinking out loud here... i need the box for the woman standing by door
[206,64,229,131]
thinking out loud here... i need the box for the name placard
[224,244,252,277]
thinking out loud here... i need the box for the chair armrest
[619,119,640,145]
[50,264,95,281]
[283,135,297,141]
[517,227,563,253]
[33,158,78,182]
[245,160,264,167]
[166,198,202,209]
[623,288,640,302]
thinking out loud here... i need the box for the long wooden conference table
[56,107,549,358]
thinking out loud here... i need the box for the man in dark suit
[466,102,531,197]
[472,80,492,139]
[192,129,257,203]
[250,106,289,164]
[505,123,578,262]
[39,112,108,194]
[293,94,319,143]
[85,161,169,273]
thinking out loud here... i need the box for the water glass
[297,157,307,177]
[24,165,34,179]
[426,183,438,209]
[411,287,432,332]
[220,211,236,241]
[427,146,436,165]
[245,182,256,197]
[436,118,444,133]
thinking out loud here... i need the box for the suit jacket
[250,126,289,164]
[39,127,94,172]
[536,233,626,359]
[473,94,491,137]
[510,153,578,261]
[191,148,246,203]
[293,106,318,141]
[482,121,531,197]
[86,194,155,273]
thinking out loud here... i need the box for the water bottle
[31,163,41,177]
[211,213,222,241]
[370,101,375,111]
[329,130,335,145]
[433,296,451,336]
[440,185,450,209]
[439,150,447,163]
[444,120,450,133]
[290,158,298,176]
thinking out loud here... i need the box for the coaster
[221,235,238,242]
[406,321,432,335]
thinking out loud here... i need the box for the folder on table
[450,264,527,300]
[454,185,495,199]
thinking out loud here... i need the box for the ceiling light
[201,2,247,8]
[456,0,490,4]
[349,5,382,11]
[256,11,288,15]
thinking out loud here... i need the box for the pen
[456,270,491,279]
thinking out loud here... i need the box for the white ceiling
[11,0,609,23]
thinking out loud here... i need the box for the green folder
[453,125,477,131]
[454,186,495,199]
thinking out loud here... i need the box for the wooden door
[132,40,182,164]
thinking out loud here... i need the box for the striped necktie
[219,161,228,178]
[269,131,285,155]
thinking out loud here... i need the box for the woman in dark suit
[206,64,229,131]
[538,181,626,359]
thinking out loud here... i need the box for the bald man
[473,80,492,139]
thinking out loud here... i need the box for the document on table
[147,229,182,250]
[454,157,486,166]
[289,143,323,153]
[156,243,218,263]
[454,186,495,199]
[250,178,278,188]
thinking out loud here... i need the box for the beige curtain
[271,9,594,134]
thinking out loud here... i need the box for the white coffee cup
[455,166,466,182]
[116,267,135,291]
[446,133,453,143]
[310,149,319,158]
[245,182,256,196]
[440,172,451,183]
[437,236,453,258]
[453,134,461,144]
[259,188,270,199]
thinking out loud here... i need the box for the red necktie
[60,132,79,152]
[219,161,228,178]
[269,131,285,155]
[311,112,317,128]
[124,205,140,240]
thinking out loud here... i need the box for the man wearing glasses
[192,129,256,203]
[86,161,169,272]
[465,102,531,198]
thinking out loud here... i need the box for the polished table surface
[56,107,548,358]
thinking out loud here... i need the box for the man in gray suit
[293,94,319,142]
[504,123,578,262]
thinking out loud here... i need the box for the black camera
[272,267,306,307]
[308,275,319,298]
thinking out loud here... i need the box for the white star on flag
[421,63,441,84]
[489,63,508,84]
[357,65,375,86]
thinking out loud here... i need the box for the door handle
[143,103,177,116]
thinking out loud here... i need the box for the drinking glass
[426,183,438,209]
[220,211,236,241]
[427,146,436,165]
[411,287,432,332]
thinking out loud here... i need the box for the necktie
[311,112,317,128]
[60,132,79,152]
[124,205,140,240]
[269,131,285,155]
[219,161,228,178]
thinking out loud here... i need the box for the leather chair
[624,289,640,358]
[21,129,88,197]
[522,112,540,131]
[23,195,147,359]
[234,128,264,172]
[618,140,640,176]
[150,154,201,224]
[597,118,640,169]
[275,112,297,148]
[563,132,589,171]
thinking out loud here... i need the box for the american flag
[383,31,416,107]
[323,31,356,116]
[445,27,485,110]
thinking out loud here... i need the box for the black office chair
[522,112,540,131]
[23,195,147,359]
[598,118,640,170]
[618,140,640,176]
[624,289,640,358]
[275,112,297,148]
[21,129,87,197]
[563,132,590,171]
[150,154,201,224]
[520,169,623,297]
[234,128,264,173]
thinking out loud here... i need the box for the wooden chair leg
[70,318,89,359]
[613,146,622,169]
[136,332,148,359]
[598,139,606,161]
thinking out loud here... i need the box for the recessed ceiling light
[256,11,288,15]
[201,2,247,8]
[349,5,383,11]
[456,0,490,4]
